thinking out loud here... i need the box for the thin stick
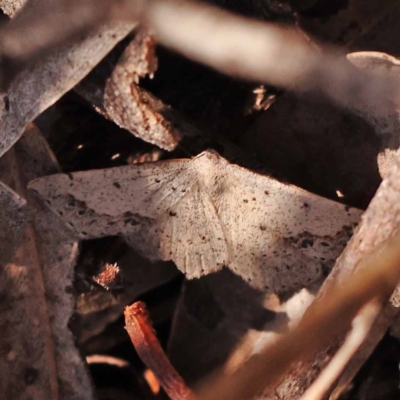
[329,303,399,400]
[141,0,397,115]
[0,0,398,117]
[124,301,194,400]
[195,227,400,400]
[299,300,381,400]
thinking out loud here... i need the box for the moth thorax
[197,165,221,193]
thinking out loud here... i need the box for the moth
[29,150,362,293]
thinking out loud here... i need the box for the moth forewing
[210,162,361,291]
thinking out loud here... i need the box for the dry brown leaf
[29,150,361,292]
[0,125,94,400]
[0,6,135,159]
[76,28,182,150]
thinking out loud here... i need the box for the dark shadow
[240,93,398,209]
[168,269,289,384]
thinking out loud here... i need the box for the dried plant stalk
[0,0,399,118]
[195,225,400,400]
[124,301,194,400]
[0,0,129,81]
[299,300,381,400]
[329,303,399,400]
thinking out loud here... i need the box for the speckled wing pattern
[29,151,362,292]
[215,155,361,292]
[29,159,191,238]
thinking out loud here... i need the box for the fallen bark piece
[29,150,361,292]
[0,124,95,400]
[0,0,135,159]
[76,28,182,150]
[124,301,195,400]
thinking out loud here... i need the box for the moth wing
[218,164,362,292]
[28,159,194,239]
[162,182,228,277]
[126,181,229,276]
[120,153,230,276]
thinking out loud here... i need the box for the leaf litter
[2,0,400,399]
[0,124,94,400]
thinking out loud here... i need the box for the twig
[0,0,113,87]
[271,147,400,397]
[195,226,400,400]
[124,301,194,400]
[329,304,399,400]
[299,300,381,400]
[0,0,399,118]
[86,354,129,368]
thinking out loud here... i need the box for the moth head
[195,149,222,162]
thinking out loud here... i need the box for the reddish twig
[124,301,194,400]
